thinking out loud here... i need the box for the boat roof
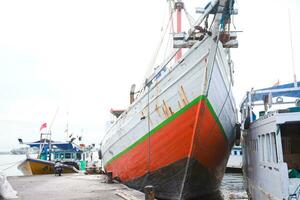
[240,81,300,108]
[251,81,300,101]
[25,140,82,152]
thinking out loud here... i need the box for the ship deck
[7,174,145,200]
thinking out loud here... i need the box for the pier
[7,174,145,200]
[3,173,249,200]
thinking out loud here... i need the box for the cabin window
[258,135,262,161]
[266,133,271,162]
[76,153,82,160]
[234,151,237,155]
[271,132,278,163]
[262,134,266,162]
[65,153,71,159]
[260,135,266,162]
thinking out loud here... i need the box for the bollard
[144,185,155,200]
[106,172,113,183]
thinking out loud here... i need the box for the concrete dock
[7,174,145,200]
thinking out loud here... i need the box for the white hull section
[227,146,242,170]
[243,112,300,200]
[227,155,242,169]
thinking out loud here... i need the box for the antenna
[288,8,297,87]
[66,111,69,139]
[49,106,59,130]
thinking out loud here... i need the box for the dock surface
[8,174,144,200]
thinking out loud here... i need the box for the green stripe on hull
[106,95,228,166]
[205,98,228,141]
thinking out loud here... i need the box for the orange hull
[106,99,229,182]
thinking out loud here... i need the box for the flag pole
[288,8,297,87]
[48,106,59,161]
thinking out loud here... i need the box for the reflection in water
[159,173,248,200]
[188,173,248,200]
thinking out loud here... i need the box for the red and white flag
[40,123,47,131]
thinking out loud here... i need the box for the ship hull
[18,158,78,175]
[102,37,237,199]
[126,157,224,199]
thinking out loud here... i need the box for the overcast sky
[0,0,299,150]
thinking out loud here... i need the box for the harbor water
[0,154,25,177]
[0,154,248,199]
[220,173,248,200]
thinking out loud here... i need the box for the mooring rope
[0,161,21,167]
[0,161,22,172]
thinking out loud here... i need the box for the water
[0,155,248,199]
[220,173,248,200]
[189,173,248,200]
[0,154,26,176]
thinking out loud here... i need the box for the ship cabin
[241,82,300,200]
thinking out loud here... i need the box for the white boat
[241,82,300,200]
[100,0,239,199]
[10,146,39,155]
[226,145,242,173]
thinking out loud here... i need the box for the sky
[0,0,299,150]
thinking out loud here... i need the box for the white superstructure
[241,82,300,200]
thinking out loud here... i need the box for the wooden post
[144,185,155,200]
[106,172,113,183]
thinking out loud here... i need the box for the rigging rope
[184,8,195,28]
[146,8,175,79]
[163,32,172,61]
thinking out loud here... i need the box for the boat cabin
[24,140,97,170]
[26,140,82,161]
[241,82,300,200]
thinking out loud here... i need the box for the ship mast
[175,1,184,61]
[48,107,59,161]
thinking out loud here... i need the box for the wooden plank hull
[18,158,77,175]
[102,36,237,199]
